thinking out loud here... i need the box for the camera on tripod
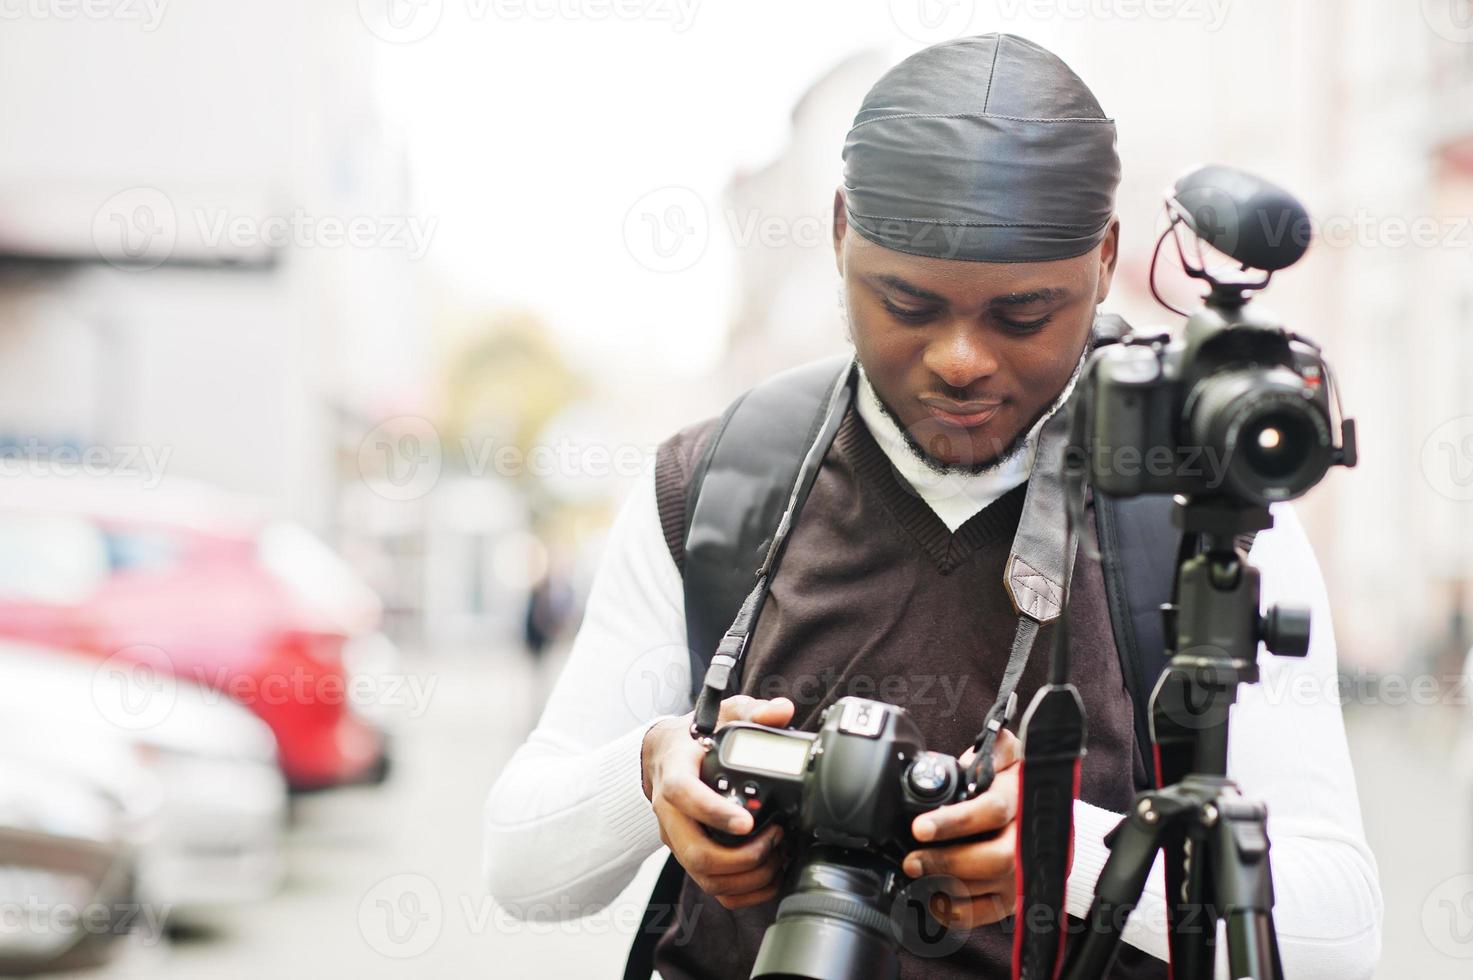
[1080,165,1356,506]
[1045,166,1361,980]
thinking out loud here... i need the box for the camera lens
[1187,365,1334,504]
[751,849,902,980]
[1241,409,1317,482]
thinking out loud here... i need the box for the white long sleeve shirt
[484,371,1383,978]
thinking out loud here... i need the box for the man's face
[833,191,1120,473]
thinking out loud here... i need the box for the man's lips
[920,397,1005,429]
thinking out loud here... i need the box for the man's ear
[1095,216,1121,304]
[831,186,848,276]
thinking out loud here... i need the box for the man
[485,34,1382,978]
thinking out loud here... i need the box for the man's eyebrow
[868,274,949,305]
[867,277,1071,308]
[988,287,1070,308]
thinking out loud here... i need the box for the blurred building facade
[0,3,429,532]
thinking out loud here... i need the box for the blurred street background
[0,0,1470,977]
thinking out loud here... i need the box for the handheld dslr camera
[702,697,981,980]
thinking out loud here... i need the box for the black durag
[842,33,1121,262]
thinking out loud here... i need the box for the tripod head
[1152,495,1311,784]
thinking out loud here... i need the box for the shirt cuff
[595,716,676,856]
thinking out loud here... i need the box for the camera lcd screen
[726,730,810,776]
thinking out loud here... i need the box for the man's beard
[871,391,1051,476]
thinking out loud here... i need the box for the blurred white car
[0,756,148,974]
[0,642,287,915]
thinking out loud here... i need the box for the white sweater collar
[852,352,1086,533]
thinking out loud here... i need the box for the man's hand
[642,695,795,910]
[901,728,1022,928]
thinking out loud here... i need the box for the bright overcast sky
[371,2,1068,377]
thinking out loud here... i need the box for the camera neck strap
[966,407,1078,782]
[690,359,858,740]
[1006,408,1089,980]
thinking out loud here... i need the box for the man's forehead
[849,236,1092,305]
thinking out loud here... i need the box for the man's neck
[852,350,1089,532]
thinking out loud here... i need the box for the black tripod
[1060,497,1311,980]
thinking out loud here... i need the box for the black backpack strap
[1093,492,1181,778]
[680,354,855,699]
[622,854,687,980]
[624,354,853,980]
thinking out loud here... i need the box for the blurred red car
[0,474,393,790]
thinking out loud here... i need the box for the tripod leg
[1225,910,1281,980]
[1163,820,1218,980]
[1213,797,1282,980]
[1061,798,1173,980]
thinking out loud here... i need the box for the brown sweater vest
[652,407,1167,980]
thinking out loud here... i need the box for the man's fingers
[957,727,1018,771]
[993,727,1021,769]
[715,694,758,725]
[661,811,783,877]
[717,882,782,911]
[659,771,752,835]
[747,696,795,728]
[904,825,1015,881]
[717,694,795,729]
[930,886,1016,929]
[703,856,784,898]
[911,783,1017,843]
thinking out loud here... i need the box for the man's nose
[923,323,1000,392]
